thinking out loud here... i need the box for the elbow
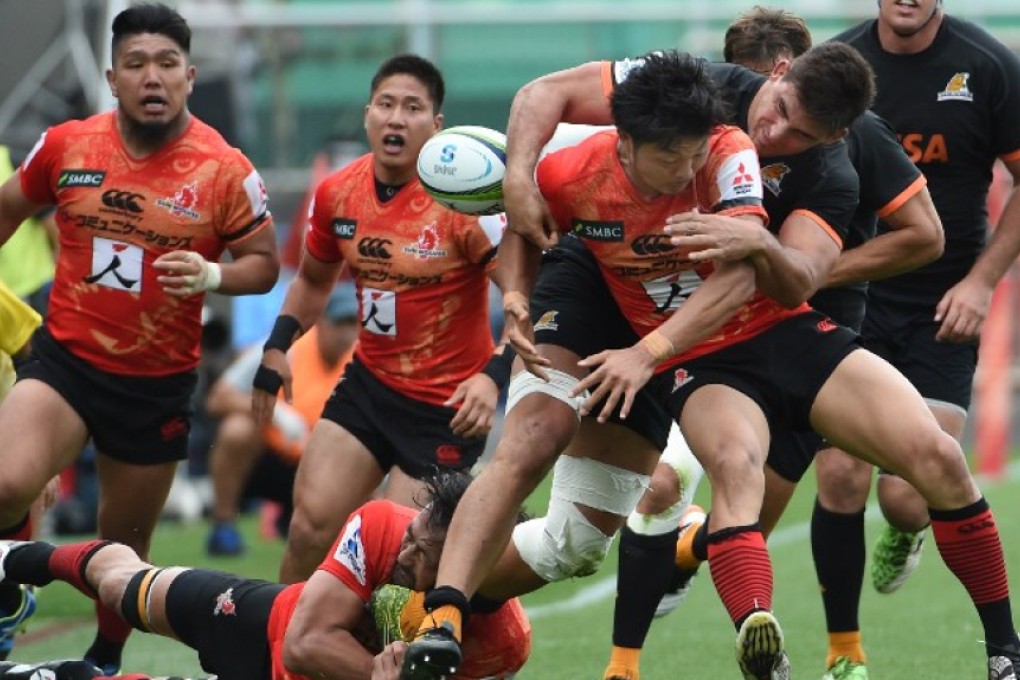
[923,225,946,264]
[282,629,313,675]
[255,253,281,294]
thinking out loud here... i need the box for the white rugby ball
[417,125,506,215]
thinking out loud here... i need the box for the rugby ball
[417,126,506,215]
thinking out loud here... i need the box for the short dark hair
[111,3,191,58]
[784,42,875,135]
[610,50,728,149]
[370,54,446,112]
[418,470,473,533]
[724,6,812,67]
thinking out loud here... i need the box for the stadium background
[2,1,1020,677]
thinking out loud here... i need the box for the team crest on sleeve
[760,163,791,197]
[85,237,143,291]
[334,512,368,586]
[477,213,506,247]
[937,72,973,102]
[717,149,763,201]
[613,57,648,85]
[242,169,270,216]
[213,587,237,616]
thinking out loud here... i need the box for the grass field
[9,458,1020,679]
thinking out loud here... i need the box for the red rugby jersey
[537,126,806,369]
[266,500,531,680]
[306,153,502,405]
[18,111,271,376]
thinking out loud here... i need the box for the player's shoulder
[359,498,417,526]
[538,130,617,186]
[42,111,113,145]
[316,154,374,197]
[186,116,258,167]
[708,124,755,154]
[942,15,1020,70]
[831,19,876,49]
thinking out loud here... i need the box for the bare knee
[286,505,339,564]
[636,463,681,515]
[87,543,149,612]
[895,431,977,506]
[816,448,873,512]
[213,413,260,453]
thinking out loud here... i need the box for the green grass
[10,461,1020,678]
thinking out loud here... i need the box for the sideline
[527,458,1020,620]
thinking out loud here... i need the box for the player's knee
[286,506,334,557]
[816,451,872,509]
[0,476,44,521]
[505,370,588,449]
[513,503,614,581]
[636,464,682,516]
[214,412,260,449]
[515,456,649,581]
[702,445,764,491]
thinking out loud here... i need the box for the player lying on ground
[0,471,530,680]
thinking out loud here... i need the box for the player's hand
[504,173,559,250]
[571,345,658,422]
[934,275,993,343]
[372,641,407,680]
[446,373,499,438]
[272,401,309,445]
[153,250,222,296]
[503,291,550,380]
[664,211,764,262]
[252,349,293,427]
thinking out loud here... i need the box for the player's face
[365,74,443,183]
[392,512,447,591]
[748,77,837,158]
[878,0,942,37]
[619,134,709,199]
[107,33,194,131]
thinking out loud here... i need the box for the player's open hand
[153,250,222,296]
[503,291,550,380]
[252,349,293,427]
[665,211,764,262]
[372,641,407,680]
[446,373,499,438]
[934,275,992,343]
[504,173,559,250]
[572,345,658,422]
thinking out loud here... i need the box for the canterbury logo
[101,190,145,213]
[631,234,676,256]
[357,237,392,259]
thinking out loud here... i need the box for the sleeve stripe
[792,209,844,250]
[479,246,498,267]
[221,213,268,242]
[600,62,615,101]
[1000,147,1020,162]
[876,175,927,219]
[714,197,764,212]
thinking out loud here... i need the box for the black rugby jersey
[835,16,1020,305]
[811,111,927,326]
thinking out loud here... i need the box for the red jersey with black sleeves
[17,111,271,376]
[536,127,794,369]
[305,153,503,406]
[835,16,1020,305]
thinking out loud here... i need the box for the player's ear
[106,68,118,98]
[770,58,790,80]
[432,112,444,133]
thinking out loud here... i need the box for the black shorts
[809,286,867,333]
[321,358,485,478]
[17,327,196,463]
[767,428,824,483]
[529,235,673,451]
[862,296,977,411]
[165,569,285,680]
[665,311,861,439]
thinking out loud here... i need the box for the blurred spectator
[205,282,358,555]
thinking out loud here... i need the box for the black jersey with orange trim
[18,111,272,376]
[810,111,927,322]
[305,153,503,406]
[835,16,1020,305]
